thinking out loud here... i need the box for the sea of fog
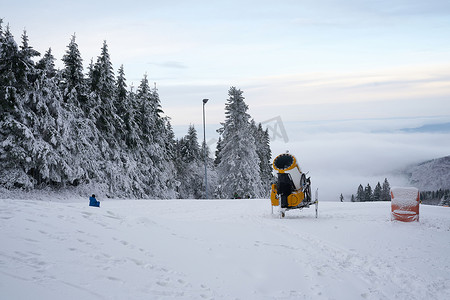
[174,116,450,201]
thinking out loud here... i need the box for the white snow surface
[1,198,450,300]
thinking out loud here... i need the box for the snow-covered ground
[1,198,449,300]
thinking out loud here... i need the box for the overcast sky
[3,0,450,199]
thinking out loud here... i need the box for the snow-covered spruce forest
[0,22,273,199]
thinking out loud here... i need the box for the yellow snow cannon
[270,152,318,218]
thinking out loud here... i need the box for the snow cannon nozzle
[273,153,296,172]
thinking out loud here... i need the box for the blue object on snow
[89,195,100,207]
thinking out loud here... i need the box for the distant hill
[401,122,450,133]
[406,156,450,191]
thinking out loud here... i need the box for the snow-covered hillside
[1,198,449,300]
[406,156,450,191]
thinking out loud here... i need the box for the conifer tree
[364,183,373,202]
[123,88,140,149]
[92,40,115,100]
[217,87,263,198]
[134,75,176,198]
[254,122,273,191]
[373,182,382,201]
[0,26,40,189]
[18,30,40,86]
[0,24,20,112]
[356,184,364,202]
[164,119,177,161]
[36,48,56,78]
[175,125,204,199]
[152,88,177,198]
[136,74,152,140]
[183,125,201,162]
[86,58,95,93]
[91,41,122,146]
[61,34,85,105]
[115,64,127,117]
[381,178,391,201]
[27,64,66,186]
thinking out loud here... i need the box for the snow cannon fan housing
[271,153,312,210]
[273,153,302,190]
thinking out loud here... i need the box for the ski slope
[1,198,449,299]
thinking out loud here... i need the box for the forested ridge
[0,20,272,198]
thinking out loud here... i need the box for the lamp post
[202,98,209,199]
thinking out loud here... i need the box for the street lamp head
[203,98,209,104]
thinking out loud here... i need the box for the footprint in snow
[156,280,169,287]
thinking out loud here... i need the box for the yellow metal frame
[287,190,305,207]
[270,184,279,206]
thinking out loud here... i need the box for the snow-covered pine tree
[182,125,201,162]
[373,182,382,201]
[381,178,391,201]
[18,30,40,86]
[61,34,85,104]
[151,87,178,199]
[115,64,127,118]
[0,28,76,189]
[175,125,204,199]
[90,40,123,144]
[86,58,95,95]
[217,87,263,199]
[19,39,69,187]
[91,41,135,196]
[136,74,153,141]
[364,183,373,202]
[0,26,39,106]
[0,24,20,113]
[252,121,273,194]
[92,41,115,101]
[60,35,107,189]
[356,184,364,202]
[134,75,176,198]
[114,64,141,179]
[122,85,140,149]
[164,119,177,161]
[0,26,42,189]
[36,48,57,78]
